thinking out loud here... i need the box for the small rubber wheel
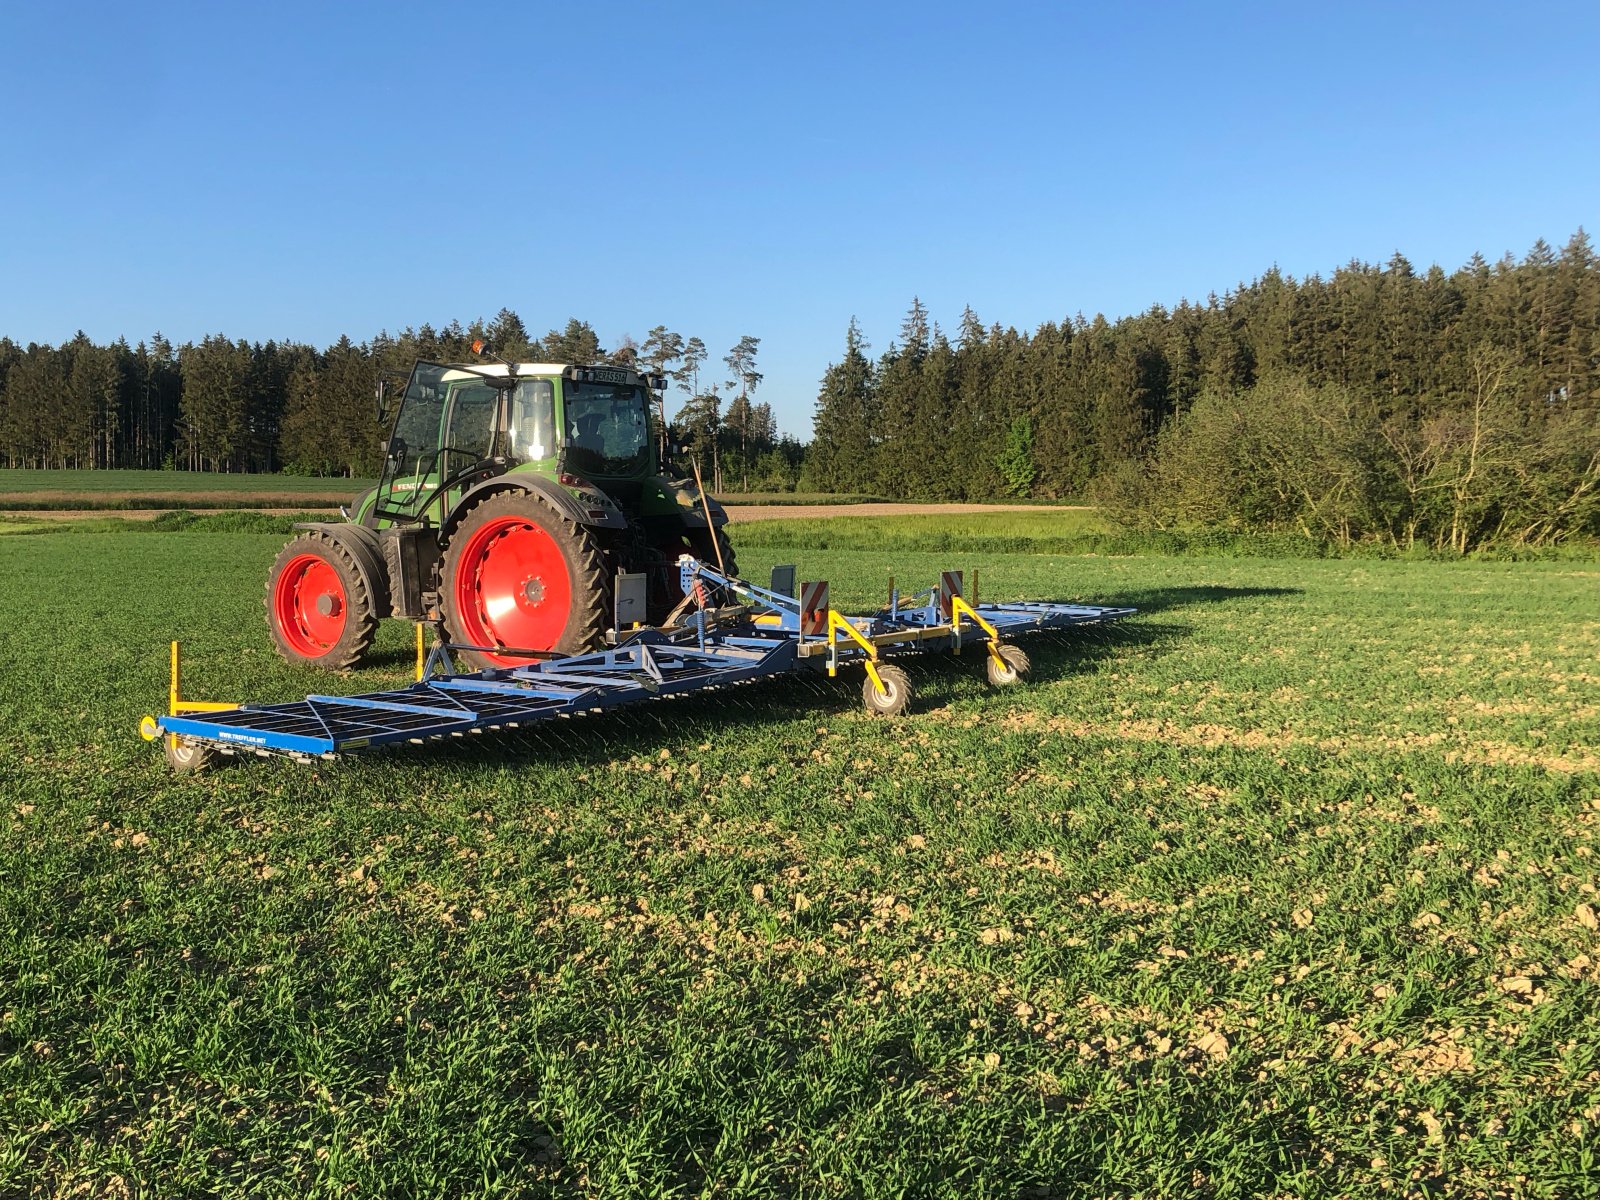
[862,663,912,716]
[265,529,379,670]
[164,734,215,774]
[985,644,1032,687]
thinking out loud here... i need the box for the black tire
[164,733,215,774]
[651,525,740,623]
[985,643,1031,687]
[265,530,380,670]
[862,662,913,716]
[689,526,739,580]
[439,490,610,669]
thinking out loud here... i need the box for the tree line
[806,231,1599,552]
[5,231,1596,551]
[0,311,797,486]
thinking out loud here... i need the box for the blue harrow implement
[141,558,1135,771]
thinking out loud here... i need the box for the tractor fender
[443,475,628,541]
[679,492,729,529]
[647,476,729,528]
[290,522,392,615]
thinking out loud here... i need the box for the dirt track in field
[10,502,1082,523]
[720,502,1080,521]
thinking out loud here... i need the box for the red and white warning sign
[937,570,963,619]
[799,580,829,636]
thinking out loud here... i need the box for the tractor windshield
[562,380,650,476]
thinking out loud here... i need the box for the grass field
[1,517,1597,1197]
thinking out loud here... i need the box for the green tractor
[264,353,735,671]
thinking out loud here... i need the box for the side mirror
[374,379,388,423]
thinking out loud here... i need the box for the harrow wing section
[893,599,1139,637]
[146,558,1135,767]
[158,633,797,761]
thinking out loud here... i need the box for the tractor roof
[443,362,653,386]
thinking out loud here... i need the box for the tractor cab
[369,361,658,527]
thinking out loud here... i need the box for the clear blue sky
[2,0,1595,436]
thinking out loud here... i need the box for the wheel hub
[272,552,350,657]
[453,515,576,662]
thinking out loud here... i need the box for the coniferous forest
[807,233,1599,553]
[3,232,1596,553]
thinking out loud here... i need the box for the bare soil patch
[720,502,1084,522]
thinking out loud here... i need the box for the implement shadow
[337,618,1185,778]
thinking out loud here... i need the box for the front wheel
[439,491,610,669]
[265,531,379,669]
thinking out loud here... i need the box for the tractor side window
[444,383,498,462]
[508,380,554,463]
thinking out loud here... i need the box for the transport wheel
[440,491,610,669]
[265,531,379,669]
[862,663,912,717]
[164,733,215,774]
[985,644,1032,687]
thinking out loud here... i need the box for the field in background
[1,517,1597,1196]
[0,469,903,514]
[0,469,370,512]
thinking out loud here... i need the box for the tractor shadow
[1076,583,1302,616]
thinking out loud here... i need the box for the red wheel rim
[454,516,573,663]
[272,553,348,657]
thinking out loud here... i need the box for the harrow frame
[142,557,1135,768]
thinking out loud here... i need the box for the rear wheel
[651,526,739,622]
[440,491,610,669]
[164,734,215,774]
[265,531,378,669]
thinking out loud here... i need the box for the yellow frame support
[950,595,1009,672]
[825,609,887,694]
[142,641,237,742]
[169,641,239,714]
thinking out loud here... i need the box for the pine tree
[722,336,762,491]
[487,308,534,359]
[544,319,603,364]
[806,318,875,492]
[677,337,708,399]
[178,335,251,471]
[640,327,685,451]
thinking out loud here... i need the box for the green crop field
[2,517,1597,1197]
